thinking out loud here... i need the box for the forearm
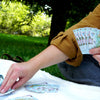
[28,45,68,69]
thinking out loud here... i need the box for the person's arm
[0,45,68,93]
[89,47,100,63]
[51,4,100,66]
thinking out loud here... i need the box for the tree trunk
[48,1,68,45]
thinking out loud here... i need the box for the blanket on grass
[0,59,100,100]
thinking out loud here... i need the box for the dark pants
[58,54,100,86]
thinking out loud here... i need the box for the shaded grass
[0,33,65,79]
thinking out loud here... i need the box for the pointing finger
[0,72,18,93]
[0,65,13,92]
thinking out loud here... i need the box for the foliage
[30,11,51,36]
[64,0,100,28]
[0,1,29,33]
[0,1,51,36]
[0,0,99,39]
[23,0,100,22]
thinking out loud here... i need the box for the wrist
[27,56,42,71]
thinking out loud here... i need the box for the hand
[89,47,100,63]
[0,45,68,93]
[0,61,39,93]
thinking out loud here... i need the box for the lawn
[0,33,65,79]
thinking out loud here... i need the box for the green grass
[0,33,65,79]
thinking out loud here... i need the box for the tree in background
[0,0,100,45]
[19,0,99,45]
[0,1,51,36]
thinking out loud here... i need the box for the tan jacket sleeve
[50,4,100,67]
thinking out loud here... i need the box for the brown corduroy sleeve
[50,4,100,67]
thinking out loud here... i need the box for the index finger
[0,73,18,93]
[0,66,13,92]
[0,63,16,91]
[89,47,100,55]
[0,69,19,93]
